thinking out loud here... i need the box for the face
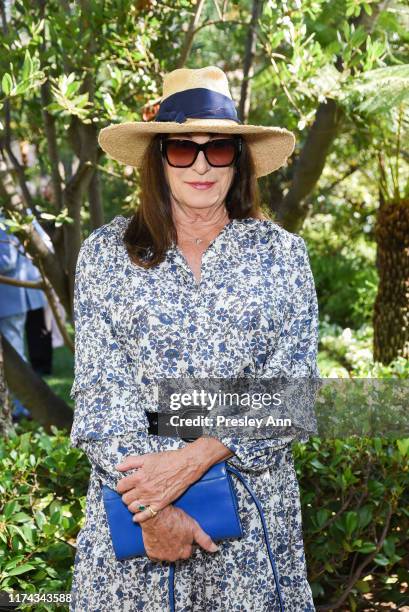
[162,133,236,213]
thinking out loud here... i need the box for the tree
[0,0,213,426]
[0,333,13,437]
[345,65,409,362]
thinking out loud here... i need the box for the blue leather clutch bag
[102,460,243,560]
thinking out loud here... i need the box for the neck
[171,204,230,238]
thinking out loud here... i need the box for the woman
[69,66,319,611]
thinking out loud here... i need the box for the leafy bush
[0,422,90,611]
[295,436,409,611]
[1,424,408,611]
[302,214,378,329]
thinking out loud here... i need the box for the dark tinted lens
[165,140,197,167]
[205,139,237,166]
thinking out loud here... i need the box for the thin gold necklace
[177,219,231,245]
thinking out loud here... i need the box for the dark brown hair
[123,133,266,269]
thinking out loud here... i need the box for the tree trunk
[177,0,206,69]
[0,334,14,437]
[238,0,264,122]
[2,334,73,431]
[88,168,105,230]
[274,100,344,232]
[373,199,409,363]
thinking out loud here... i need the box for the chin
[184,191,216,201]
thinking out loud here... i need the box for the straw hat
[98,66,296,178]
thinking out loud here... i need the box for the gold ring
[147,505,158,517]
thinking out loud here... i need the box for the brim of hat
[98,119,296,178]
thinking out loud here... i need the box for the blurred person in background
[24,212,54,377]
[0,208,53,421]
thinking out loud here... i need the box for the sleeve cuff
[215,434,295,472]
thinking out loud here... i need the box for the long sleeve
[209,234,320,472]
[69,225,149,448]
[76,434,151,489]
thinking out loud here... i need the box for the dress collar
[165,218,262,283]
[114,214,265,272]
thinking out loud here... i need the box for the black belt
[145,410,203,443]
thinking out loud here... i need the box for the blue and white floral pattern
[69,215,320,611]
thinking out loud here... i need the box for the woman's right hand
[140,504,219,562]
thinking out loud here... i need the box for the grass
[42,344,75,410]
[22,324,75,411]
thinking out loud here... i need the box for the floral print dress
[69,215,320,612]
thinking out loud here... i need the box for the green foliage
[0,0,203,224]
[253,0,406,134]
[1,424,407,610]
[302,214,378,329]
[1,0,408,230]
[319,321,409,377]
[294,436,409,609]
[0,423,90,611]
[346,64,409,114]
[0,49,45,102]
[344,63,409,205]
[46,73,93,123]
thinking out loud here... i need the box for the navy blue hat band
[154,88,242,124]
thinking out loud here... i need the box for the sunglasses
[160,137,242,168]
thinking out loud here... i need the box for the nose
[192,149,210,173]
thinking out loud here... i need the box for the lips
[186,182,215,190]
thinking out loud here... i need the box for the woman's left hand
[115,448,206,524]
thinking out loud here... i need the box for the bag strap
[227,465,285,611]
[167,465,285,612]
[169,562,175,611]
